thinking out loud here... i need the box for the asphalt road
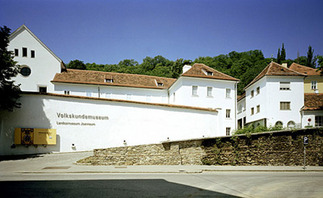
[1,172,323,198]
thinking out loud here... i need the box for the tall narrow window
[251,90,254,98]
[251,107,254,115]
[192,86,198,96]
[226,88,231,98]
[14,49,19,56]
[311,81,317,90]
[39,86,47,93]
[256,87,260,95]
[207,87,212,97]
[315,116,323,126]
[280,82,290,90]
[31,50,35,58]
[22,47,27,57]
[226,127,231,136]
[257,105,260,113]
[226,109,231,118]
[64,90,70,95]
[280,102,291,110]
[173,92,175,102]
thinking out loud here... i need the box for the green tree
[306,45,316,68]
[281,43,286,61]
[317,55,323,74]
[67,59,86,70]
[118,59,138,67]
[0,26,21,111]
[277,48,281,64]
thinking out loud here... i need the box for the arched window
[287,121,296,128]
[275,121,283,127]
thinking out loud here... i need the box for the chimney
[282,63,288,68]
[182,65,192,74]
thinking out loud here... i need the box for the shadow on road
[0,153,46,161]
[0,179,240,197]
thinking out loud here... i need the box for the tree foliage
[0,26,21,111]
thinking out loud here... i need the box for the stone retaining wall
[77,128,323,166]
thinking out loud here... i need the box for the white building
[238,62,305,128]
[0,25,239,156]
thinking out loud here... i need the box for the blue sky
[1,0,322,64]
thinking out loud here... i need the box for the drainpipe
[235,82,238,131]
[98,87,100,98]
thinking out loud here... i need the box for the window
[311,81,317,90]
[20,66,31,77]
[207,71,213,76]
[173,92,175,102]
[226,127,231,136]
[192,86,198,96]
[207,87,212,97]
[39,86,47,93]
[226,89,231,98]
[256,87,260,95]
[226,109,231,118]
[22,47,27,57]
[287,121,295,128]
[280,82,290,90]
[251,107,254,115]
[14,49,19,56]
[251,90,254,98]
[315,116,323,126]
[31,50,35,58]
[157,82,164,87]
[257,105,260,113]
[280,102,291,110]
[275,121,283,127]
[64,90,70,95]
[105,79,113,83]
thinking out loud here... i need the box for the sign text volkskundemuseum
[56,113,109,126]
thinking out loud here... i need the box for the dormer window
[105,79,113,83]
[207,71,213,76]
[157,82,164,87]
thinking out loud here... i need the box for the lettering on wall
[56,113,109,127]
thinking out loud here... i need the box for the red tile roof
[52,69,176,89]
[245,62,305,89]
[182,63,239,81]
[302,93,323,111]
[289,63,322,76]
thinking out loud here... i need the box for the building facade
[0,25,239,155]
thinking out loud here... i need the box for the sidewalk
[1,151,323,175]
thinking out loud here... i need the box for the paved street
[1,152,323,197]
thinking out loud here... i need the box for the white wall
[169,76,237,135]
[0,94,219,156]
[8,29,61,93]
[246,76,304,128]
[54,83,168,104]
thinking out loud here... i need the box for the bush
[234,125,283,135]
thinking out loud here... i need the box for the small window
[207,71,213,76]
[226,89,231,98]
[256,87,260,95]
[226,127,231,136]
[275,121,283,127]
[226,109,231,118]
[311,81,317,90]
[287,121,295,128]
[14,49,19,56]
[31,50,35,58]
[280,102,291,110]
[251,90,254,98]
[207,87,212,97]
[280,82,290,90]
[315,116,323,126]
[20,66,31,77]
[105,79,113,83]
[64,90,70,95]
[39,87,47,93]
[22,47,27,57]
[157,82,164,87]
[257,105,260,113]
[251,107,254,115]
[192,86,198,96]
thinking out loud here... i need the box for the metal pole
[303,145,306,170]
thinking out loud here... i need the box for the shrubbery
[234,125,283,135]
